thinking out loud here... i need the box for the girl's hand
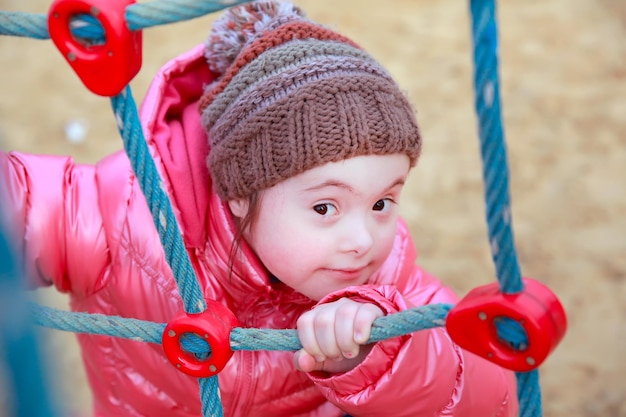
[294,298,384,373]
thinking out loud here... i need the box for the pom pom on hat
[205,0,306,76]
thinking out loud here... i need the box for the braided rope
[469,0,523,294]
[469,1,541,415]
[0,0,252,39]
[111,84,226,415]
[111,87,206,315]
[0,226,61,416]
[30,303,452,352]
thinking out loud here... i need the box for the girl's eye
[372,199,391,212]
[313,203,336,216]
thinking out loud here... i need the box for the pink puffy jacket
[0,45,518,417]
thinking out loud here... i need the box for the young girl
[0,1,518,416]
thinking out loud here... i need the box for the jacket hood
[139,45,213,249]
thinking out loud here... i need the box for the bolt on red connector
[48,0,142,96]
[162,300,239,378]
[446,277,567,372]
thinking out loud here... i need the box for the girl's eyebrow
[304,180,354,193]
[303,177,406,194]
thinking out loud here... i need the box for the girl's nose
[339,216,374,255]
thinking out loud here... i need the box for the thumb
[294,349,366,374]
[293,349,323,372]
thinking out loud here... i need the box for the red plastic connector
[48,0,142,96]
[446,277,567,372]
[162,300,239,378]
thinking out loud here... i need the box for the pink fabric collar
[139,45,213,248]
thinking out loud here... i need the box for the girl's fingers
[353,303,384,344]
[313,306,343,359]
[297,299,384,363]
[334,301,361,358]
[297,313,325,363]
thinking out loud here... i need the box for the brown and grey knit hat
[200,0,421,201]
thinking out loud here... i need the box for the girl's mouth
[324,266,368,281]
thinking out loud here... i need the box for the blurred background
[0,0,624,416]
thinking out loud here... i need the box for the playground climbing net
[0,1,567,416]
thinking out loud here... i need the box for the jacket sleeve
[0,151,111,295]
[308,275,518,416]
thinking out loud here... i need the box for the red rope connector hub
[446,277,567,372]
[48,0,142,96]
[162,300,239,378]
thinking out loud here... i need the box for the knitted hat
[200,0,421,201]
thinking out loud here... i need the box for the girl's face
[229,154,411,301]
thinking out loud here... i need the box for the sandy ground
[0,0,625,416]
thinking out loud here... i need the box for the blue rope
[0,225,61,416]
[517,370,542,417]
[28,298,451,417]
[469,0,523,295]
[199,378,222,417]
[110,85,224,415]
[29,302,453,352]
[0,12,48,39]
[125,0,253,30]
[0,0,252,39]
[469,1,540,416]
[110,87,206,315]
